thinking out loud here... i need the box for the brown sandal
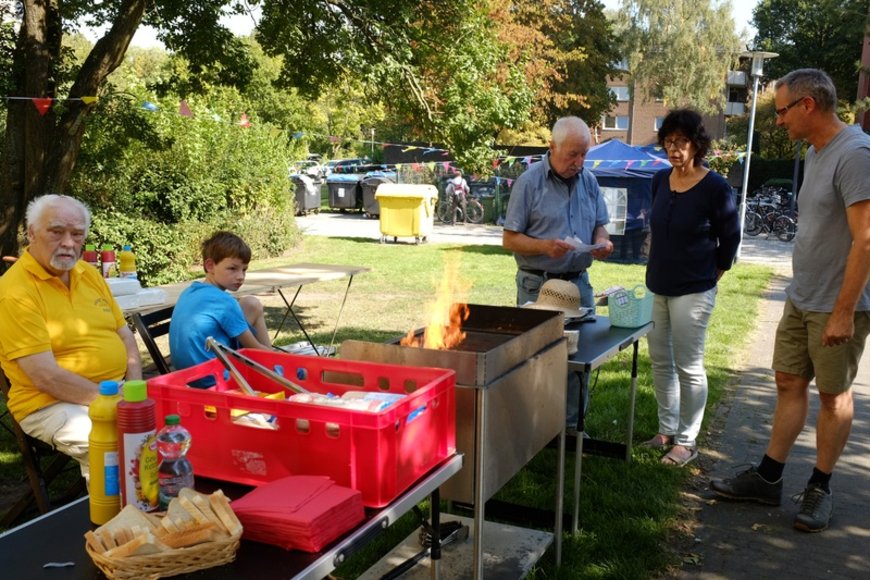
[661,445,698,467]
[640,434,673,449]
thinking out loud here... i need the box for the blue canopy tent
[584,140,670,262]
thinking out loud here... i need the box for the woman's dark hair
[657,108,710,163]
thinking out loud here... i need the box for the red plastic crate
[146,349,456,507]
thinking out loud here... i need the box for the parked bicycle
[436,182,484,224]
[744,206,798,241]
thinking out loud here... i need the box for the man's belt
[519,267,584,281]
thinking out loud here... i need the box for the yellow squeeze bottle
[88,380,122,525]
[118,244,137,279]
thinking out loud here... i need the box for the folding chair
[0,372,86,527]
[129,305,174,376]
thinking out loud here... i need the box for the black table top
[0,455,463,580]
[567,315,653,371]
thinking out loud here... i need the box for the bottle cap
[85,244,96,251]
[98,380,120,396]
[123,380,148,402]
[123,244,132,251]
[101,243,113,251]
[164,414,180,426]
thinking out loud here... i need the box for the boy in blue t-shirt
[169,231,272,374]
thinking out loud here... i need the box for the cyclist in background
[446,169,470,223]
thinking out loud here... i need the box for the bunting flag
[402,146,418,153]
[142,101,159,112]
[32,98,53,115]
[239,113,251,127]
[593,160,602,168]
[81,96,99,105]
[179,100,193,118]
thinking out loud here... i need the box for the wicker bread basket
[86,529,241,580]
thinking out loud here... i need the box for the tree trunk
[0,0,147,258]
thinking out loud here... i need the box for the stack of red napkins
[230,475,365,552]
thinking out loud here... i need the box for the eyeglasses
[663,137,690,150]
[775,96,805,117]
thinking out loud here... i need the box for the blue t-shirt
[169,281,252,372]
[504,154,610,273]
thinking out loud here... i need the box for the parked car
[330,158,371,175]
[290,160,324,182]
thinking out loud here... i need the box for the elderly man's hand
[546,239,575,259]
[591,239,614,260]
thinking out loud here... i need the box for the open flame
[400,255,470,350]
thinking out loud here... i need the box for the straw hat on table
[523,278,588,319]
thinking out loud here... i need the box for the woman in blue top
[643,109,740,466]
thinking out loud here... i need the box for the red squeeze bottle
[83,244,99,268]
[116,380,159,512]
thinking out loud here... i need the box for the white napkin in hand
[563,236,607,254]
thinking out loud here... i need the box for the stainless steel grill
[340,303,567,503]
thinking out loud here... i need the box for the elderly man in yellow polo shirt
[0,194,142,480]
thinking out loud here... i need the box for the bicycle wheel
[744,211,763,236]
[436,200,453,224]
[773,215,797,242]
[465,199,484,224]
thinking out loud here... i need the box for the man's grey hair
[551,116,591,146]
[775,69,837,113]
[26,194,92,231]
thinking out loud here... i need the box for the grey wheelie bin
[360,173,395,219]
[326,174,361,212]
[290,174,320,215]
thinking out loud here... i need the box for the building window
[654,117,664,131]
[609,86,630,101]
[603,115,629,131]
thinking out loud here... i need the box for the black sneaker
[793,484,833,532]
[710,465,783,506]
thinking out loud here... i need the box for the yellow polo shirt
[0,250,127,422]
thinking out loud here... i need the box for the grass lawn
[0,235,774,578]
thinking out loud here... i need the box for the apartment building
[598,71,749,145]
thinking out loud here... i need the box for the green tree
[751,0,870,103]
[1,0,528,256]
[257,0,534,175]
[541,0,623,127]
[0,0,253,257]
[616,0,742,116]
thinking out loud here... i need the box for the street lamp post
[736,50,778,261]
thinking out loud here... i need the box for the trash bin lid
[374,183,438,199]
[327,174,362,184]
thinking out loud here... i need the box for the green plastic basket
[609,285,654,328]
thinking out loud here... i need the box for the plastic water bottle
[83,244,99,269]
[118,244,137,279]
[100,244,116,278]
[88,380,122,525]
[157,414,194,510]
[116,380,158,512]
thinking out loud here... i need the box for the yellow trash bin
[374,184,438,244]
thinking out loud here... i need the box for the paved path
[297,211,504,246]
[678,254,870,579]
[299,213,870,578]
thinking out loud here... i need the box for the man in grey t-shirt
[712,69,870,532]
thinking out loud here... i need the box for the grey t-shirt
[788,124,870,312]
